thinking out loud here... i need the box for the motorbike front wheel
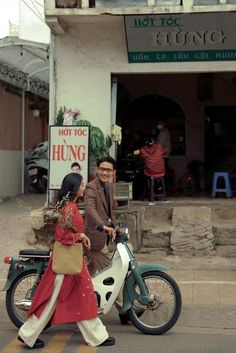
[6,270,38,328]
[128,271,182,335]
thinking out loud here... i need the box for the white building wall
[54,16,236,166]
[0,151,22,198]
[55,16,236,129]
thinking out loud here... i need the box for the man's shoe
[119,312,130,325]
[99,337,115,346]
[119,308,144,325]
[135,308,145,318]
[18,336,44,349]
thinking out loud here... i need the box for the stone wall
[28,205,234,256]
[171,206,215,255]
[114,207,144,251]
[28,207,144,252]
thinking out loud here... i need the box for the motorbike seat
[19,249,51,258]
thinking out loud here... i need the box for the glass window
[156,0,181,5]
[194,0,219,4]
[96,0,147,7]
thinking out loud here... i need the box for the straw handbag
[52,241,83,275]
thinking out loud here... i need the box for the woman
[18,173,115,349]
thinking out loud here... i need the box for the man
[84,156,116,255]
[71,162,81,174]
[84,156,130,324]
[156,120,171,168]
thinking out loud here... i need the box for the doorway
[205,106,236,169]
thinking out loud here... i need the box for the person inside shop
[156,120,171,169]
[134,136,166,198]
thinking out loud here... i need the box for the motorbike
[25,141,49,194]
[2,227,182,335]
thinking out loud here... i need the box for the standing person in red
[17,173,115,349]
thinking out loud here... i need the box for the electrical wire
[29,0,44,18]
[22,0,44,23]
[34,0,44,7]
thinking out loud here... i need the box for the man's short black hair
[71,162,81,169]
[97,156,116,170]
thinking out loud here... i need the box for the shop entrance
[205,105,236,169]
[117,94,185,157]
[114,73,236,199]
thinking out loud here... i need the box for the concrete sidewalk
[170,269,236,330]
[0,194,236,332]
[0,194,47,282]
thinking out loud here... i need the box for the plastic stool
[212,172,232,198]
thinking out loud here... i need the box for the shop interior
[114,73,236,199]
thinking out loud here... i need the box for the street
[1,195,236,353]
[1,302,236,353]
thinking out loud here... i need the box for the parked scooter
[25,141,49,194]
[2,227,182,335]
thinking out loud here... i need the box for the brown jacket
[84,178,116,251]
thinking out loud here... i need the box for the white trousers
[18,274,108,347]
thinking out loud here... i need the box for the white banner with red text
[49,126,90,189]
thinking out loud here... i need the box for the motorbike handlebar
[113,226,129,244]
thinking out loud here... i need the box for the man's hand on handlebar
[104,226,115,241]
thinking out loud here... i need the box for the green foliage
[55,107,112,158]
[78,120,111,158]
[55,106,65,126]
[106,135,112,149]
[75,119,92,127]
[90,125,111,158]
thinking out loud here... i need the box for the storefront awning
[0,36,49,98]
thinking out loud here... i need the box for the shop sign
[49,126,89,189]
[124,13,236,63]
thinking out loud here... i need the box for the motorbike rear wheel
[6,269,52,330]
[6,270,38,328]
[128,271,182,335]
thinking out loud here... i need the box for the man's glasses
[99,167,113,174]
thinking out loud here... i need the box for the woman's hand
[80,233,91,248]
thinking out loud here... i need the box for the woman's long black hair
[56,172,83,203]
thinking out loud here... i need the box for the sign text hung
[49,126,89,189]
[124,13,236,63]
